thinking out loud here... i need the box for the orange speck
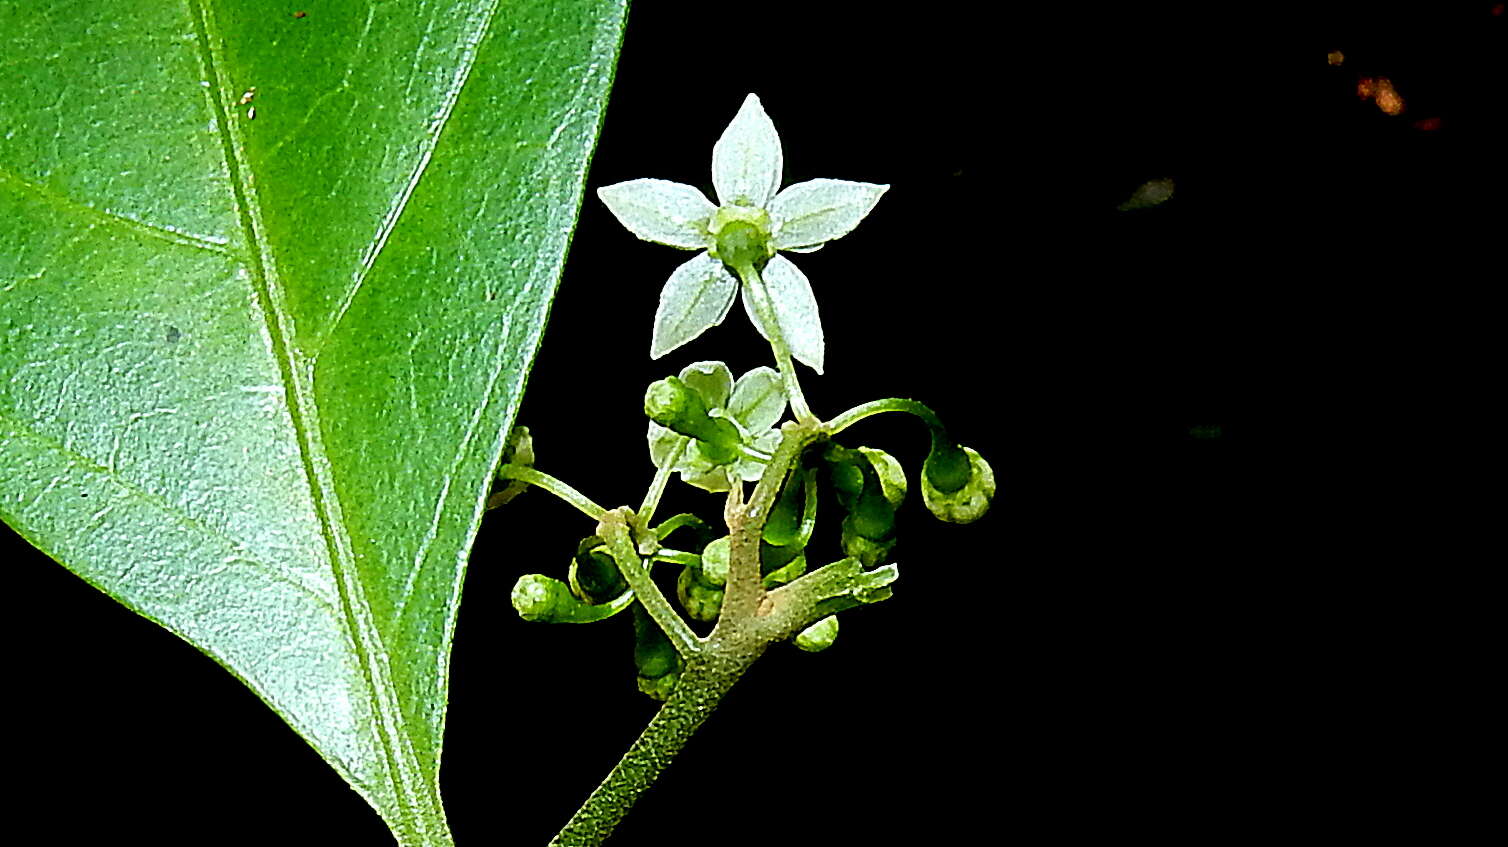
[1373,78,1404,115]
[293,10,307,18]
[1357,77,1376,98]
[1328,50,1345,66]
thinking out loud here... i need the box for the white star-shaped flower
[596,93,888,374]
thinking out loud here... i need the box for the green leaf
[0,2,626,844]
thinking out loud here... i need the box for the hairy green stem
[651,512,707,541]
[649,549,700,567]
[547,642,762,847]
[737,263,817,426]
[550,423,824,846]
[636,440,684,527]
[497,464,607,520]
[824,397,945,436]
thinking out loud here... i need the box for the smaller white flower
[597,94,888,374]
[648,361,787,493]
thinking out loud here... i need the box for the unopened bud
[921,446,994,524]
[677,565,725,623]
[644,377,740,463]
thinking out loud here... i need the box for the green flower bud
[921,446,994,524]
[644,377,740,464]
[637,670,680,702]
[825,445,905,566]
[567,536,625,605]
[676,565,725,623]
[699,535,730,587]
[632,606,682,700]
[794,616,840,652]
[511,574,628,624]
[839,520,896,568]
[923,439,971,494]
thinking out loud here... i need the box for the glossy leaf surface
[0,1,626,843]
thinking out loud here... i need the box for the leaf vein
[183,1,446,839]
[321,0,504,358]
[0,408,338,614]
[0,166,236,257]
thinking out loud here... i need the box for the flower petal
[770,178,888,250]
[651,253,738,359]
[678,360,735,409]
[648,423,690,470]
[742,255,825,374]
[728,366,786,432]
[712,94,783,208]
[597,179,716,248]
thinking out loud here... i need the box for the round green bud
[794,616,840,653]
[676,565,725,623]
[512,573,630,623]
[841,519,897,567]
[924,440,972,494]
[644,377,740,463]
[644,377,701,429]
[631,605,682,687]
[637,669,680,702]
[921,446,995,524]
[511,574,579,622]
[568,537,625,605]
[709,204,774,269]
[699,535,730,587]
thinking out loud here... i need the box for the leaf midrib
[184,1,451,840]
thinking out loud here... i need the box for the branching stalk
[551,423,828,846]
[498,464,607,520]
[597,509,701,658]
[824,397,946,436]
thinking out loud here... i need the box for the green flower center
[709,204,774,270]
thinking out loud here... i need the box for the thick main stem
[549,423,828,846]
[547,642,762,847]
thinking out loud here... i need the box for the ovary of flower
[596,93,888,374]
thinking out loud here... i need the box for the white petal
[771,178,888,250]
[648,422,689,470]
[652,253,738,359]
[728,367,786,432]
[597,179,716,248]
[678,360,734,408]
[712,94,783,208]
[742,255,824,374]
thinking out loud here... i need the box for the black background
[6,3,1500,844]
